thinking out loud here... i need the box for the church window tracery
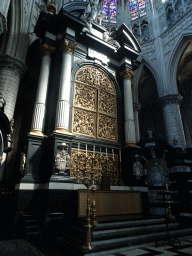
[72,65,118,142]
[129,0,147,21]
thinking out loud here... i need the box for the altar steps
[57,217,192,255]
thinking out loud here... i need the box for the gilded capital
[120,68,134,80]
[41,44,55,57]
[60,39,77,55]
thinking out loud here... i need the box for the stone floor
[0,235,192,256]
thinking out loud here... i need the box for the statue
[87,0,100,23]
[0,93,5,110]
[103,31,120,49]
[55,143,70,175]
[20,152,26,177]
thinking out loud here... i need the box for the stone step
[92,223,179,240]
[57,227,192,256]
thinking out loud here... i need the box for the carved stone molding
[159,94,183,107]
[0,55,27,78]
[133,102,141,112]
[41,44,55,57]
[120,68,134,80]
[60,39,77,55]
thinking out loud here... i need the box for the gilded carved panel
[76,66,116,93]
[70,148,119,182]
[98,115,117,141]
[74,82,97,110]
[99,90,116,116]
[73,65,118,142]
[73,109,96,137]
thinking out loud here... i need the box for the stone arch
[70,59,122,142]
[133,56,160,103]
[133,57,165,138]
[167,30,192,94]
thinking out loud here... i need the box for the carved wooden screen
[72,65,118,142]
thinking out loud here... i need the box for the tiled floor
[107,236,192,256]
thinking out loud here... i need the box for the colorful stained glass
[138,0,147,17]
[130,0,139,20]
[102,0,117,23]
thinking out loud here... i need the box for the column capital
[133,102,141,112]
[159,94,183,107]
[0,55,27,78]
[120,67,134,80]
[41,44,55,57]
[60,39,77,55]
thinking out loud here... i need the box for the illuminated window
[102,0,117,23]
[130,0,147,21]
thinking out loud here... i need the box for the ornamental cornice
[120,68,134,80]
[133,102,141,112]
[60,39,77,55]
[0,55,27,78]
[41,44,55,57]
[159,94,183,106]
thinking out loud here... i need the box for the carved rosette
[72,65,118,142]
[41,44,55,57]
[60,39,77,55]
[120,68,134,81]
[70,148,119,182]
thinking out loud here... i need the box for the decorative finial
[46,0,56,14]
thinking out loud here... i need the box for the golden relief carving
[72,65,118,142]
[60,39,77,55]
[99,90,116,116]
[98,115,117,141]
[70,148,119,182]
[74,82,97,110]
[76,66,116,93]
[41,44,55,57]
[120,68,134,80]
[73,109,96,136]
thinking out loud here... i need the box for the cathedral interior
[0,0,192,255]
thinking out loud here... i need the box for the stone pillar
[30,44,55,136]
[159,94,186,149]
[55,39,76,133]
[133,102,141,143]
[120,68,136,146]
[0,55,27,120]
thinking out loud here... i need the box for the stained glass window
[130,0,147,20]
[102,0,117,23]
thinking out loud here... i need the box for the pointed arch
[167,30,192,94]
[133,56,160,103]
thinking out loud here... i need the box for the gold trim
[54,127,72,134]
[60,39,77,55]
[41,44,55,57]
[29,129,45,137]
[46,0,57,14]
[120,68,134,80]
[124,143,140,148]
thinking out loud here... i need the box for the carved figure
[55,143,70,175]
[133,160,143,180]
[20,152,26,177]
[103,31,120,49]
[87,0,100,23]
[0,93,5,110]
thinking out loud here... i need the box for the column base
[54,127,72,134]
[29,129,45,137]
[125,143,140,148]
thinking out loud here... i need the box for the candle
[86,144,87,158]
[106,148,108,161]
[78,142,80,156]
[112,149,114,161]
[119,149,121,162]
[100,147,102,159]
[93,145,95,158]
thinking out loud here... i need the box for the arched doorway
[177,41,192,147]
[138,65,165,138]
